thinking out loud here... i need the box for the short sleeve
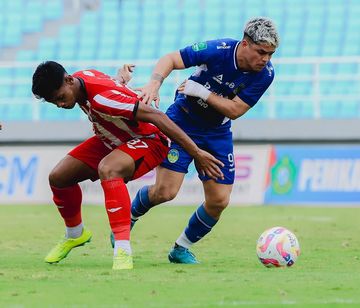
[91,90,139,120]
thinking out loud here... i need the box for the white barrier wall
[0,146,72,204]
[0,145,271,205]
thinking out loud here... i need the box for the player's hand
[193,149,224,181]
[116,64,135,85]
[135,80,161,108]
[178,79,211,101]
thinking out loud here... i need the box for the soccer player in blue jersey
[130,17,280,263]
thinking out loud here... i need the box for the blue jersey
[167,38,275,131]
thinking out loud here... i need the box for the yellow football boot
[44,228,92,263]
[112,248,133,270]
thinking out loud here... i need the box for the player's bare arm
[136,51,186,107]
[116,64,135,85]
[178,79,251,119]
[206,93,251,119]
[135,103,224,180]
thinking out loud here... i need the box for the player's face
[241,40,276,72]
[48,76,77,109]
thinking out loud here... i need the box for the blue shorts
[161,105,235,184]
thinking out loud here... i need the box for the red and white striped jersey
[73,70,165,149]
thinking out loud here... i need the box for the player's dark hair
[32,61,67,101]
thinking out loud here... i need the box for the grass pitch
[1,204,360,307]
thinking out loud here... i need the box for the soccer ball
[256,226,300,267]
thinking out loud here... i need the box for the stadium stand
[1,0,360,124]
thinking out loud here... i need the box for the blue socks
[132,188,218,250]
[131,186,153,219]
[176,204,218,248]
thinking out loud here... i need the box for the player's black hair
[32,61,67,101]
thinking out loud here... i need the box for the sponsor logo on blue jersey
[212,74,223,84]
[216,42,231,49]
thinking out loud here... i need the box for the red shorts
[68,135,170,181]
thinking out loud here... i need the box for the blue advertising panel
[0,154,38,197]
[265,145,360,204]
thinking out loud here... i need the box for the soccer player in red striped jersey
[31,61,224,270]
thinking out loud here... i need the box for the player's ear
[241,39,249,48]
[64,74,74,85]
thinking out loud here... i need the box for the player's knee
[98,159,131,180]
[48,168,64,187]
[206,196,230,214]
[98,160,118,179]
[152,185,178,203]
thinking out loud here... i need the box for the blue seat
[23,1,44,33]
[6,102,33,120]
[321,101,360,119]
[3,18,22,46]
[36,43,57,60]
[101,0,120,11]
[77,48,97,61]
[44,0,63,20]
[244,101,270,119]
[320,101,338,118]
[276,100,314,119]
[40,104,83,120]
[339,101,360,118]
[78,34,98,52]
[0,104,10,120]
[5,0,24,10]
[97,46,115,60]
[13,67,33,79]
[57,47,77,61]
[2,0,360,121]
[0,85,12,98]
[35,48,58,61]
[13,85,31,98]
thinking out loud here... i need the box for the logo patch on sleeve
[192,42,207,52]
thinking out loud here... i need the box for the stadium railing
[1,56,360,142]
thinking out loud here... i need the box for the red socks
[51,184,82,227]
[101,178,131,241]
[51,179,131,241]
